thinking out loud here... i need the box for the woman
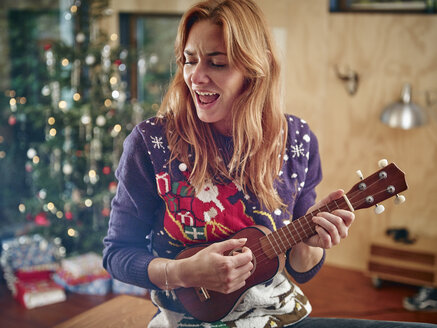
[103,0,435,327]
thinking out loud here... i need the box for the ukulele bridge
[195,287,210,302]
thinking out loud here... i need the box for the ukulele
[174,160,408,322]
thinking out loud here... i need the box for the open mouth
[195,91,220,105]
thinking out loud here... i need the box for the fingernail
[239,238,247,243]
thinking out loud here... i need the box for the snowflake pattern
[290,142,305,158]
[150,136,164,149]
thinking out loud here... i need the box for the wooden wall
[107,0,437,271]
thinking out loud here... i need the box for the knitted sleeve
[285,127,325,283]
[102,125,160,289]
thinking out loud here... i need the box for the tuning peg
[378,159,388,168]
[356,170,364,180]
[374,204,385,214]
[394,194,406,205]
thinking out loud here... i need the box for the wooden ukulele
[174,160,408,322]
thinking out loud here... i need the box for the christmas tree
[0,0,161,255]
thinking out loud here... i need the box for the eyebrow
[184,50,227,57]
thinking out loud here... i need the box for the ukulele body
[174,225,285,322]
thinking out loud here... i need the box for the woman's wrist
[288,242,324,273]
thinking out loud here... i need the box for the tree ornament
[85,54,96,66]
[8,115,17,126]
[27,148,37,159]
[35,212,50,226]
[63,163,73,175]
[76,32,86,43]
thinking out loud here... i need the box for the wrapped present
[1,234,64,271]
[53,273,111,295]
[112,279,147,296]
[1,234,64,298]
[60,252,105,279]
[15,278,66,309]
[55,268,110,286]
[53,252,111,295]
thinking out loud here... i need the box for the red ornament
[114,59,122,66]
[34,212,50,226]
[8,115,17,126]
[101,208,110,217]
[102,166,111,175]
[65,211,73,220]
[43,44,52,51]
[108,181,117,193]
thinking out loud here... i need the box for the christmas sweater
[103,114,324,327]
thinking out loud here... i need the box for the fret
[275,228,287,253]
[270,231,282,255]
[286,224,298,246]
[302,214,315,234]
[297,218,308,239]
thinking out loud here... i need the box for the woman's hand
[180,238,253,293]
[304,189,355,249]
[150,238,253,294]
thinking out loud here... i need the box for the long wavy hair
[158,0,287,211]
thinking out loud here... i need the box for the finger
[229,246,253,268]
[314,225,333,249]
[211,238,247,255]
[332,209,355,227]
[313,214,342,244]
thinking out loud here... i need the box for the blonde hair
[158,0,287,211]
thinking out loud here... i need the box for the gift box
[53,252,111,295]
[60,252,105,279]
[1,234,64,271]
[15,278,66,309]
[53,273,111,295]
[112,279,147,296]
[0,234,64,299]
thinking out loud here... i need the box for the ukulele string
[244,186,392,266]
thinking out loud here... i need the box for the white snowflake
[150,136,164,149]
[290,143,305,158]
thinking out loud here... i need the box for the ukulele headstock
[346,161,408,212]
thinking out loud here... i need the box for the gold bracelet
[164,261,171,290]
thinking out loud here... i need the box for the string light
[49,128,57,136]
[110,33,118,41]
[19,97,27,104]
[0,151,5,159]
[32,156,40,164]
[18,204,26,213]
[58,100,67,110]
[110,76,118,85]
[113,124,122,132]
[84,199,93,207]
[56,211,63,218]
[73,93,81,101]
[67,228,78,237]
[48,117,55,125]
[47,202,55,211]
[61,58,69,66]
[70,5,78,13]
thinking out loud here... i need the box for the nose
[191,62,210,85]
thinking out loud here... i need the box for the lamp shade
[380,83,427,129]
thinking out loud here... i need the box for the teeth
[196,91,217,96]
